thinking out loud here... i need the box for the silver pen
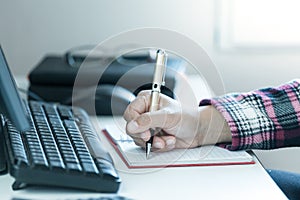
[146,49,167,159]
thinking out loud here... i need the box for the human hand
[123,91,232,152]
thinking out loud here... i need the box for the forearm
[200,79,300,150]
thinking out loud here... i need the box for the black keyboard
[1,100,121,192]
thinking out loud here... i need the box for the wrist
[197,106,232,146]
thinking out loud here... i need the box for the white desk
[0,116,288,200]
[0,76,288,199]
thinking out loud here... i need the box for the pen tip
[146,143,151,159]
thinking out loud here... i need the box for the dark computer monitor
[0,46,30,131]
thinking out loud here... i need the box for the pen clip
[156,49,167,87]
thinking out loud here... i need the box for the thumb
[127,109,175,134]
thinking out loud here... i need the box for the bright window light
[216,0,300,49]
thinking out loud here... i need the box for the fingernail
[140,132,148,140]
[166,139,175,146]
[127,121,139,131]
[153,142,163,149]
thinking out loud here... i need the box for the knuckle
[137,113,152,126]
[123,106,134,121]
[123,107,131,120]
[137,90,151,97]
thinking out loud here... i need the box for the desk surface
[0,76,288,200]
[1,116,288,200]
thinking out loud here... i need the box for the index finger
[123,91,151,122]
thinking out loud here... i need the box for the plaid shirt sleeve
[199,79,300,150]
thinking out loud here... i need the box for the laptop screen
[0,46,30,131]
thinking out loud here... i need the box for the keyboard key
[64,158,78,164]
[49,159,65,170]
[95,159,119,180]
[32,158,48,169]
[66,162,82,173]
[58,107,73,119]
[13,158,28,167]
[81,162,99,175]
